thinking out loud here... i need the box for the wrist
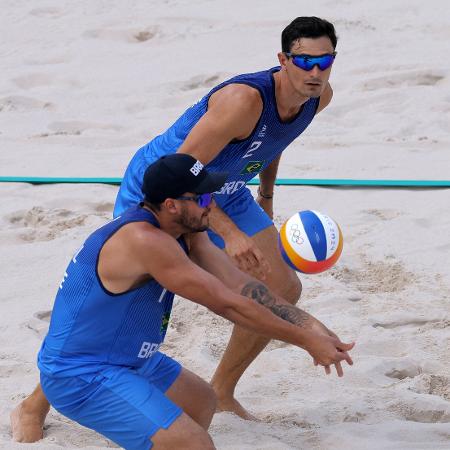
[257,186,273,199]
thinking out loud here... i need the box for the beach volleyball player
[36,155,354,449]
[114,16,338,419]
[11,16,341,442]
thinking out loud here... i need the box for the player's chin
[303,84,323,97]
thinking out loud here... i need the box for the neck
[273,70,310,121]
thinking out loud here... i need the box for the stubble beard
[177,205,209,233]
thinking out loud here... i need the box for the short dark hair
[281,17,337,52]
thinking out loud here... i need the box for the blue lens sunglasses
[177,193,214,208]
[284,52,337,71]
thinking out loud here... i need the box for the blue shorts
[40,352,182,450]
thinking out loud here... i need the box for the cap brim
[194,171,228,194]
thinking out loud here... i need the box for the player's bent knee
[152,413,215,450]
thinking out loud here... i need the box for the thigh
[152,412,215,450]
[251,224,302,301]
[41,366,183,450]
[165,367,216,421]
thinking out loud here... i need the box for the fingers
[336,341,355,352]
[340,351,354,366]
[251,245,271,275]
[324,365,331,375]
[232,246,270,280]
[334,361,343,377]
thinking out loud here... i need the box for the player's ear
[278,52,288,68]
[163,198,178,214]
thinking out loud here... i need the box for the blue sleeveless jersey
[114,66,319,217]
[38,205,187,377]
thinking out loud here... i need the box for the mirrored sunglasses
[177,193,214,208]
[285,52,336,71]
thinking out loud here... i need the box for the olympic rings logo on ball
[289,223,304,245]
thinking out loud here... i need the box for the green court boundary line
[1,176,450,187]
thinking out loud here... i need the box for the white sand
[1,1,449,449]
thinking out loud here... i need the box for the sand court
[1,1,449,449]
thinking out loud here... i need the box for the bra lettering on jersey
[138,341,161,359]
[215,180,246,195]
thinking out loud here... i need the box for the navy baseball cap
[142,154,228,203]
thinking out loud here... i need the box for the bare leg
[152,367,217,449]
[165,367,217,430]
[210,225,302,420]
[10,384,50,442]
[152,413,215,450]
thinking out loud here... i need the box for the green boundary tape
[0,176,449,187]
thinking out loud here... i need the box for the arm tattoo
[241,281,311,328]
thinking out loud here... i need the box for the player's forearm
[207,201,240,238]
[258,155,281,196]
[239,280,314,328]
[221,292,314,348]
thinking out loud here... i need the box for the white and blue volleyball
[278,210,343,274]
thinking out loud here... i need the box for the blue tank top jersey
[114,67,320,216]
[38,205,188,377]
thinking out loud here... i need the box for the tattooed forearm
[241,281,311,328]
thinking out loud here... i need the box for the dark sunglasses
[177,193,214,208]
[285,52,336,71]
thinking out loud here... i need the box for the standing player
[11,17,340,442]
[115,16,338,418]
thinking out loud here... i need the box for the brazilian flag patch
[240,160,265,175]
[160,312,171,334]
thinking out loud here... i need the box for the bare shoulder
[316,82,333,114]
[209,83,263,116]
[120,221,171,253]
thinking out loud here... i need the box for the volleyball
[278,210,343,274]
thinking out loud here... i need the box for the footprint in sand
[361,70,445,91]
[33,120,122,138]
[362,208,403,221]
[330,257,414,294]
[181,74,222,91]
[29,7,64,18]
[410,374,450,401]
[0,362,33,378]
[83,27,159,43]
[7,207,88,242]
[24,310,51,340]
[12,73,54,90]
[0,96,53,112]
[373,317,448,330]
[384,360,423,380]
[45,412,118,447]
[334,18,376,32]
[92,201,114,214]
[389,399,450,423]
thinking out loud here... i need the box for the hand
[223,229,271,280]
[305,322,355,377]
[256,191,273,219]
